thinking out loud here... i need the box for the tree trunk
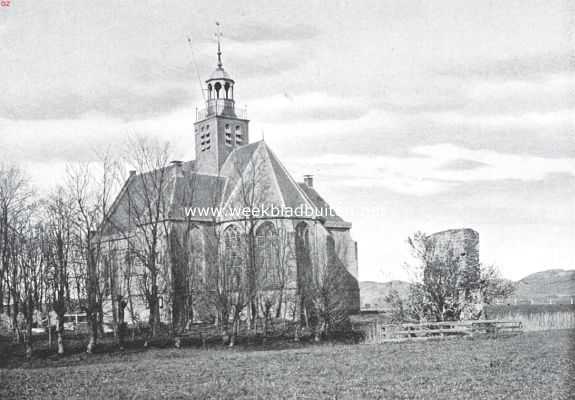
[97,301,105,337]
[294,294,302,342]
[86,334,96,354]
[56,324,64,355]
[86,243,98,354]
[23,298,34,359]
[47,312,52,349]
[229,318,238,347]
[86,297,98,353]
[24,324,32,359]
[57,330,64,355]
[110,284,118,336]
[275,290,283,319]
[11,297,20,343]
[56,311,65,355]
[249,300,257,334]
[86,299,98,353]
[117,297,127,349]
[219,310,229,345]
[294,321,301,342]
[148,268,160,339]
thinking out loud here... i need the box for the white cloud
[249,92,367,123]
[427,109,574,129]
[413,144,575,180]
[0,107,198,163]
[287,144,575,196]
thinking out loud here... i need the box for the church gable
[219,141,321,217]
[102,167,177,235]
[220,141,289,214]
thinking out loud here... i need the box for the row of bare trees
[0,151,119,357]
[1,137,352,357]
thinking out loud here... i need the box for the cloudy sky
[1,0,573,281]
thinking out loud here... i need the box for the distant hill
[359,269,575,309]
[359,280,411,310]
[513,269,575,301]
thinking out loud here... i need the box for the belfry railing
[196,99,247,121]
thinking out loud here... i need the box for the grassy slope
[1,330,573,400]
[514,269,575,300]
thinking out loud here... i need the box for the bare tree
[110,136,173,341]
[66,152,116,353]
[273,226,295,321]
[195,151,270,347]
[202,220,253,348]
[232,152,270,334]
[204,218,251,346]
[203,223,229,343]
[307,233,349,341]
[255,224,294,337]
[12,210,46,359]
[0,165,32,330]
[158,168,207,348]
[479,264,515,305]
[43,187,75,354]
[404,231,482,322]
[383,288,407,323]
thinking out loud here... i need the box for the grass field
[1,330,574,399]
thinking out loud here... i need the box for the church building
[98,37,360,332]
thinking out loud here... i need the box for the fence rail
[358,320,523,344]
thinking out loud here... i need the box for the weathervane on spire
[215,21,223,68]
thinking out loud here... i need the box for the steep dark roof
[267,147,313,210]
[101,141,352,233]
[219,141,261,203]
[169,173,226,221]
[298,183,351,229]
[101,166,176,235]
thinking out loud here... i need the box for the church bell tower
[194,27,250,175]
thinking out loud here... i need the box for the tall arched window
[214,82,222,99]
[187,226,204,288]
[223,225,243,289]
[295,222,312,292]
[256,222,279,288]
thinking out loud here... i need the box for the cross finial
[215,21,223,68]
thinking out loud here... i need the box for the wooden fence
[357,320,523,344]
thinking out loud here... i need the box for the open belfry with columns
[98,30,360,331]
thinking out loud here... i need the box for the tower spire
[215,21,223,68]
